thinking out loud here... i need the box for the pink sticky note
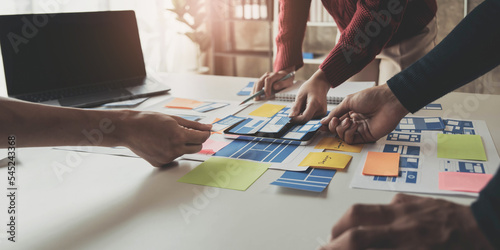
[438,172,493,193]
[199,139,230,155]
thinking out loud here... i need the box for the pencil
[239,71,295,105]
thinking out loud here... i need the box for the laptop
[0,11,170,108]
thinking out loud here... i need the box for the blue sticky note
[237,82,255,96]
[271,168,336,192]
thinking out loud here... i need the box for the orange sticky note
[362,152,400,176]
[165,98,204,109]
[438,172,493,193]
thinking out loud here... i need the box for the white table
[0,73,499,250]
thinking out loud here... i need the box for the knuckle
[345,228,364,248]
[345,137,353,144]
[346,204,364,220]
[171,134,185,146]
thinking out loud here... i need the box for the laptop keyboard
[17,83,124,102]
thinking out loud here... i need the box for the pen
[239,71,295,105]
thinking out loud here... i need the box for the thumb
[290,94,306,117]
[321,98,351,125]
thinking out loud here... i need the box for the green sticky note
[178,157,270,191]
[437,134,487,161]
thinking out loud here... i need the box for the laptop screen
[0,11,146,96]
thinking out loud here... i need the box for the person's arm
[387,0,500,113]
[0,97,211,167]
[320,192,495,249]
[291,0,412,122]
[472,169,500,249]
[273,0,310,73]
[320,0,408,88]
[253,0,310,100]
[322,0,500,144]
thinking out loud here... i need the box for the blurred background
[0,0,498,95]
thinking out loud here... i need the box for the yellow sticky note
[299,152,352,170]
[437,134,487,161]
[315,137,364,153]
[248,104,286,117]
[177,157,270,191]
[362,152,400,176]
[165,98,204,109]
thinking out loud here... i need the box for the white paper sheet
[350,119,500,197]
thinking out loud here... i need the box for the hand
[253,66,295,101]
[319,193,494,250]
[121,111,211,167]
[290,69,331,123]
[321,84,408,144]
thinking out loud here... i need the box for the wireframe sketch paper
[350,119,500,197]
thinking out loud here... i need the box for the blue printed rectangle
[271,168,336,192]
[214,138,299,163]
[404,171,418,184]
[400,157,419,169]
[386,133,421,143]
[443,119,475,135]
[229,118,268,134]
[394,129,422,133]
[442,160,485,174]
[212,115,246,132]
[259,116,291,133]
[193,102,229,112]
[373,171,417,184]
[298,120,322,132]
[282,119,321,140]
[258,107,293,133]
[396,117,444,131]
[383,144,420,156]
[237,82,255,96]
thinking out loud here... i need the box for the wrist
[311,69,332,92]
[90,109,135,148]
[380,84,409,119]
[283,66,295,73]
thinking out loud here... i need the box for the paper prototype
[271,168,336,192]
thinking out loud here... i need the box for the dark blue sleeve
[471,169,500,249]
[386,0,500,113]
